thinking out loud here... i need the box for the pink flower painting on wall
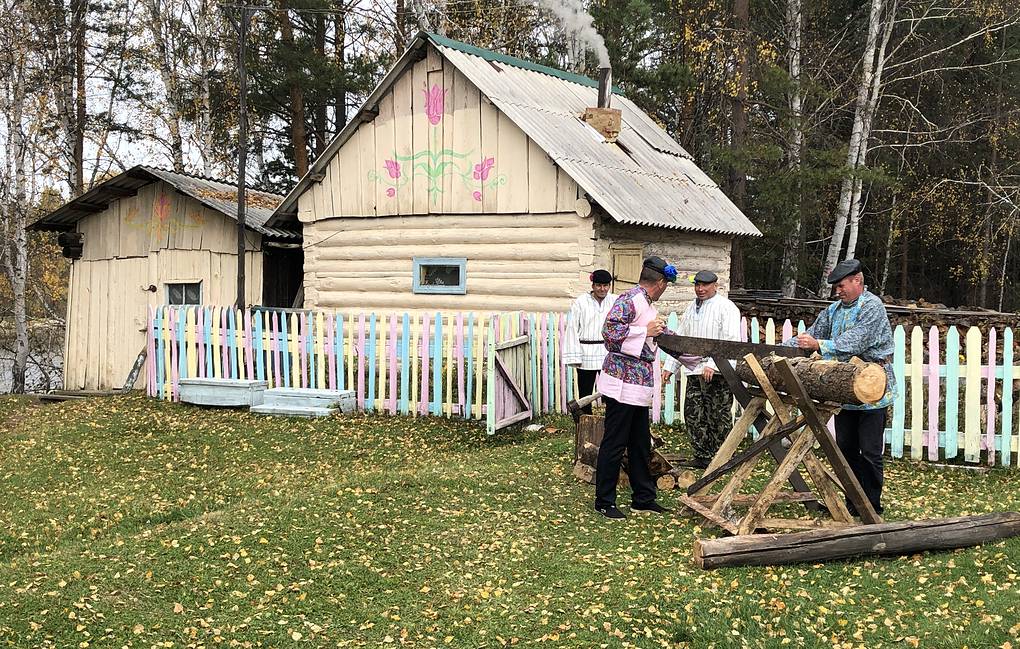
[369,84,507,205]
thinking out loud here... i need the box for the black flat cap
[693,270,718,284]
[643,256,677,282]
[827,258,863,284]
[590,269,613,284]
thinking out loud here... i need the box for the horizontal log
[313,292,571,312]
[736,355,887,405]
[693,512,1020,569]
[316,277,575,299]
[307,212,582,231]
[314,243,577,262]
[308,226,579,247]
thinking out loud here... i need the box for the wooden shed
[268,32,761,314]
[30,166,302,391]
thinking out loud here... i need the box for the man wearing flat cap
[783,258,896,516]
[564,269,617,416]
[594,256,699,520]
[662,270,742,468]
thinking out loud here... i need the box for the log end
[572,461,595,485]
[853,363,888,404]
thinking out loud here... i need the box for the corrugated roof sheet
[30,165,300,240]
[436,42,761,236]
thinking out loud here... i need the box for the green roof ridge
[425,32,624,96]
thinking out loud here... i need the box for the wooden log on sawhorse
[679,354,880,536]
[693,512,1020,569]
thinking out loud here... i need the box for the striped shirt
[563,291,618,370]
[663,293,742,375]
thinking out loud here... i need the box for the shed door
[611,245,643,293]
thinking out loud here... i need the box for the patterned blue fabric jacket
[783,290,896,410]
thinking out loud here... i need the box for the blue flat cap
[827,258,863,284]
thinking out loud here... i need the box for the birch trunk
[780,0,803,297]
[844,0,896,261]
[819,0,887,291]
[141,0,186,172]
[3,49,30,393]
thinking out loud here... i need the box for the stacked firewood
[573,416,695,491]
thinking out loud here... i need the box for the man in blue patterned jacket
[783,259,895,516]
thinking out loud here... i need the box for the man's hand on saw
[794,333,820,351]
[647,317,666,337]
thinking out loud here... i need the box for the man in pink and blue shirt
[594,256,698,520]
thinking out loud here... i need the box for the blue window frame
[412,257,467,295]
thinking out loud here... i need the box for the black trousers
[595,396,656,509]
[834,407,887,515]
[576,369,599,415]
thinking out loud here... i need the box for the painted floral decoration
[424,85,446,126]
[370,84,507,205]
[384,159,401,179]
[473,157,495,181]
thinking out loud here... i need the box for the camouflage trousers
[684,375,734,465]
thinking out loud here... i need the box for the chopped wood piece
[657,474,677,491]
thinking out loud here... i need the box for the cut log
[575,414,605,463]
[693,512,1020,569]
[657,474,677,491]
[578,442,600,468]
[572,461,595,485]
[736,355,886,405]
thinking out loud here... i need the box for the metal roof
[269,32,761,237]
[30,165,300,240]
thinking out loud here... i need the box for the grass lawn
[1,394,1019,648]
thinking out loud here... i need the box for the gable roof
[269,32,761,238]
[30,165,300,240]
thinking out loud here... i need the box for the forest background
[1,0,1018,392]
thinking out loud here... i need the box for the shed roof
[30,165,300,240]
[270,32,761,238]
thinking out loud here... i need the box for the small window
[412,257,466,295]
[166,282,202,305]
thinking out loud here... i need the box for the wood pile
[573,415,694,491]
[730,290,1020,332]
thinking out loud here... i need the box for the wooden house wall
[63,181,263,391]
[296,53,579,222]
[303,212,593,312]
[595,217,733,312]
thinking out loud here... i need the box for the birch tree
[779,0,803,297]
[0,3,32,393]
[818,0,895,292]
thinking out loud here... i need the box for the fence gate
[489,331,533,433]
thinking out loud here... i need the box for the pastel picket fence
[146,307,1020,466]
[146,307,578,435]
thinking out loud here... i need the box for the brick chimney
[582,67,622,143]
